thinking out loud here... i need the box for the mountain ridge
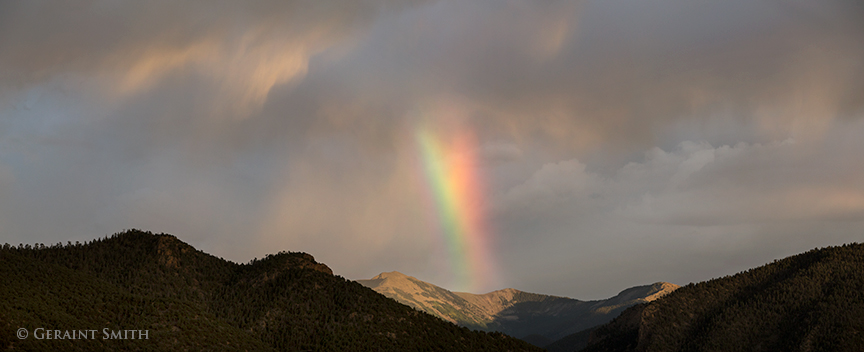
[358,270,678,343]
[1,230,541,351]
[580,242,864,352]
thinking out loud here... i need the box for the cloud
[498,127,864,227]
[490,120,864,297]
[0,0,410,123]
[478,142,523,164]
[0,0,863,298]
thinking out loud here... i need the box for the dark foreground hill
[0,230,541,351]
[580,243,864,352]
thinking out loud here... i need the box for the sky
[1,0,863,299]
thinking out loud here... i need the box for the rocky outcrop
[285,253,333,275]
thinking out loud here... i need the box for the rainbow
[415,126,497,292]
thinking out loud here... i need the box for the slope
[581,243,864,352]
[357,271,492,326]
[358,271,678,343]
[0,230,541,351]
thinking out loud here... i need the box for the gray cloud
[492,120,864,297]
[1,0,862,298]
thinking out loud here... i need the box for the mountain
[357,271,494,327]
[0,230,541,351]
[357,271,678,344]
[581,243,864,352]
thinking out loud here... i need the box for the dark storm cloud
[1,0,862,298]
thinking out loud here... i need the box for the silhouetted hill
[545,326,594,352]
[581,243,864,352]
[358,271,677,345]
[0,230,541,351]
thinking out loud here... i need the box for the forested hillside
[0,230,541,351]
[581,243,864,352]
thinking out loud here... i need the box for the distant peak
[484,287,521,295]
[644,282,679,301]
[372,271,411,280]
[645,282,680,293]
[610,282,680,304]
